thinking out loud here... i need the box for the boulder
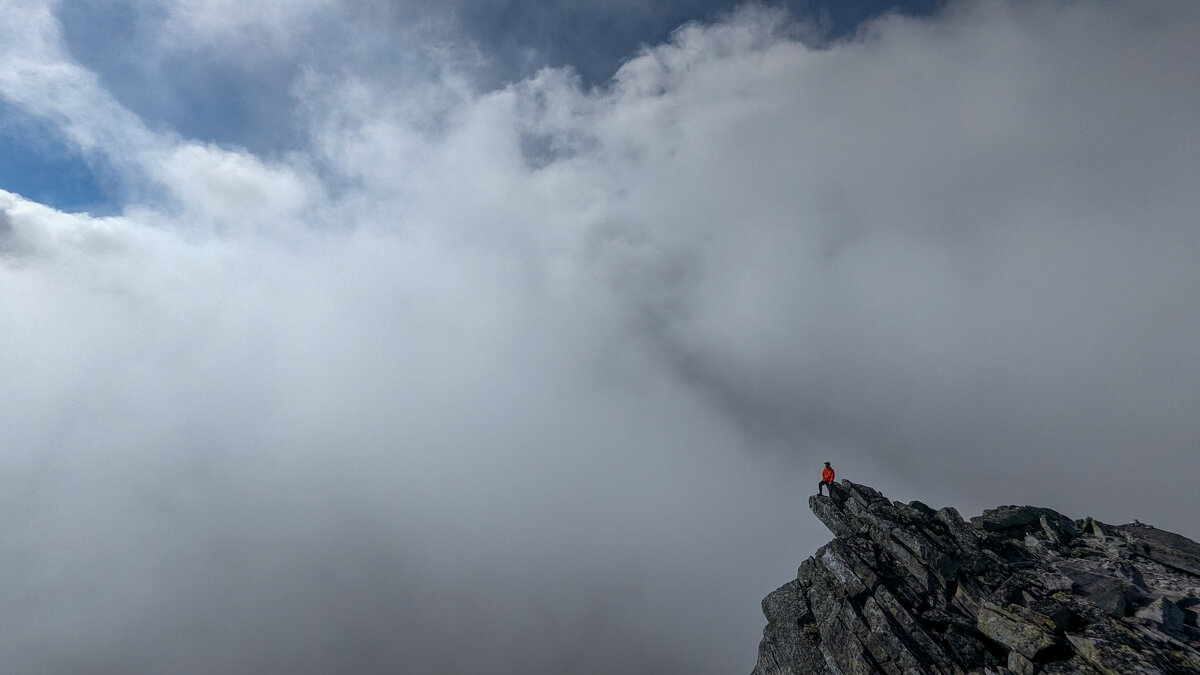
[976,602,1060,660]
[1135,597,1185,632]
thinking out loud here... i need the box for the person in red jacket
[818,462,835,496]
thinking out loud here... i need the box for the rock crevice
[752,480,1200,674]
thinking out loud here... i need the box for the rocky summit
[752,481,1200,674]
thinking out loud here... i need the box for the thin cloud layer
[1,0,1198,672]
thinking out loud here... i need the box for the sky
[0,0,1197,672]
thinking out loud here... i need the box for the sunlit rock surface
[752,481,1200,674]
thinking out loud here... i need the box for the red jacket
[822,466,835,483]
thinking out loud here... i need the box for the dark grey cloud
[353,0,951,86]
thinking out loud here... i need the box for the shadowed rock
[752,480,1200,674]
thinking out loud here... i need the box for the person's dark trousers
[818,480,833,495]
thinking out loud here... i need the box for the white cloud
[0,2,150,157]
[1,0,1198,672]
[153,142,320,234]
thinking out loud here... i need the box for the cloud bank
[1,0,1198,672]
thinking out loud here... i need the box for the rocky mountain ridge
[752,480,1200,674]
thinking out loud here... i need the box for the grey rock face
[752,481,1200,674]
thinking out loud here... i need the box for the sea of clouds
[1,1,1197,671]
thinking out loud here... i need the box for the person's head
[824,462,831,467]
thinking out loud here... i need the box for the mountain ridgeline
[752,481,1200,674]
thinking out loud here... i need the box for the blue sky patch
[0,102,114,214]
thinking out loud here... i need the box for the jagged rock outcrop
[752,481,1200,674]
